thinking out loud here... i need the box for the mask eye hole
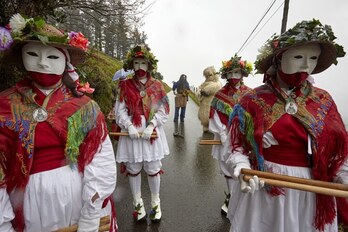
[47,55,60,59]
[294,55,303,59]
[27,51,38,57]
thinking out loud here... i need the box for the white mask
[22,42,66,75]
[280,44,321,74]
[133,58,148,72]
[226,69,242,79]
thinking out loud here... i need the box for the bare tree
[1,0,154,59]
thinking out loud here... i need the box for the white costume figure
[114,44,170,222]
[197,66,222,132]
[0,14,117,232]
[209,54,252,215]
[226,20,347,232]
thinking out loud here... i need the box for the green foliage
[77,49,122,116]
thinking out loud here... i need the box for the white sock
[129,174,141,196]
[148,174,160,195]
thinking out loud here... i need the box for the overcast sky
[142,0,348,125]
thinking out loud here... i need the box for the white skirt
[228,161,337,232]
[116,116,170,163]
[23,165,112,232]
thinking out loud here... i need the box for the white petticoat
[116,115,169,163]
[22,165,112,232]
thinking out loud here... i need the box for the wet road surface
[113,92,231,232]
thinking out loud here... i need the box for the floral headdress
[0,13,94,93]
[0,13,89,65]
[254,19,345,74]
[219,54,253,78]
[123,44,158,72]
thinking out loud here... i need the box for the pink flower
[77,82,95,94]
[238,60,245,68]
[272,40,279,49]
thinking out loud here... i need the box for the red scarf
[0,78,107,231]
[229,77,348,231]
[210,83,251,126]
[119,76,169,127]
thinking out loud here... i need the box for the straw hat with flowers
[0,13,89,66]
[254,19,345,75]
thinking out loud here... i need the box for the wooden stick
[54,216,110,232]
[109,132,158,138]
[199,140,222,145]
[241,168,348,191]
[98,224,111,232]
[243,174,348,198]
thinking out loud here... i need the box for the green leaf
[37,35,49,44]
[34,18,45,28]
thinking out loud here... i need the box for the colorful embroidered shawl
[0,78,107,231]
[210,83,251,127]
[118,77,169,127]
[229,78,348,231]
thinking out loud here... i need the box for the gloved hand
[232,160,251,179]
[219,131,227,144]
[128,124,140,139]
[239,174,265,194]
[233,160,264,194]
[142,123,155,140]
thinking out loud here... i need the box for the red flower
[68,31,89,51]
[135,51,144,57]
[132,211,139,219]
[272,40,279,49]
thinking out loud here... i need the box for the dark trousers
[174,107,186,122]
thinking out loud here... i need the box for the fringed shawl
[118,77,169,127]
[229,79,348,231]
[210,83,251,127]
[0,78,107,231]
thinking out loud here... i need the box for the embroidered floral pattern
[133,203,143,219]
[149,205,158,220]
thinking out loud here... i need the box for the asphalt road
[113,92,231,232]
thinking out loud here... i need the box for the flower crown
[0,13,89,52]
[219,54,253,77]
[254,19,345,74]
[123,44,158,71]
